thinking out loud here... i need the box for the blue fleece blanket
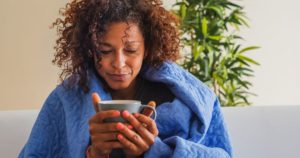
[19,62,232,158]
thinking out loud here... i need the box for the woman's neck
[110,78,139,100]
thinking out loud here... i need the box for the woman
[19,0,232,157]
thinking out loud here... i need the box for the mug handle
[139,105,157,120]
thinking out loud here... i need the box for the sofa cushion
[1,106,300,158]
[0,109,39,158]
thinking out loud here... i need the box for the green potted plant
[172,0,259,106]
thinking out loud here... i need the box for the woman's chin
[107,82,131,91]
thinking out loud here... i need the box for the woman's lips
[107,73,129,81]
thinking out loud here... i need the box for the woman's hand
[116,108,159,157]
[88,93,123,157]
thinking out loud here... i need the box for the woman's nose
[111,52,126,68]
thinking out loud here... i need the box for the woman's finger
[89,122,119,134]
[116,127,149,153]
[121,111,155,145]
[91,132,119,142]
[142,101,156,117]
[134,113,158,136]
[92,92,101,112]
[117,134,140,154]
[89,110,120,124]
[93,141,123,152]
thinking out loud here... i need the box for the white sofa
[1,106,300,158]
[223,106,300,158]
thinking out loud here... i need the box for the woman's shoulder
[42,76,86,108]
[143,61,200,83]
[143,61,216,104]
[144,62,214,94]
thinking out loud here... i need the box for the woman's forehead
[95,22,144,44]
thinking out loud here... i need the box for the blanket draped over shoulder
[19,62,233,158]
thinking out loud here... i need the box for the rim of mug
[99,100,141,105]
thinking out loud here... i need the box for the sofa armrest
[222,106,300,158]
[0,109,39,158]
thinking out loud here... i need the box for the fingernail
[92,93,100,102]
[133,113,139,118]
[117,134,123,140]
[123,110,130,118]
[114,111,121,116]
[116,122,124,130]
[128,125,133,129]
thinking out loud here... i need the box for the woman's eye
[125,50,137,54]
[99,50,112,55]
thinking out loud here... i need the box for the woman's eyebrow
[124,41,142,46]
[98,42,112,47]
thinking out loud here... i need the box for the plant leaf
[201,17,208,37]
[194,45,205,60]
[238,55,260,65]
[180,3,187,19]
[208,35,223,41]
[206,6,223,18]
[238,46,260,54]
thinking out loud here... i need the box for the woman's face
[94,22,145,90]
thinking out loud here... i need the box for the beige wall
[0,0,67,110]
[240,0,300,106]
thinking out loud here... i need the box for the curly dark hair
[52,0,181,92]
